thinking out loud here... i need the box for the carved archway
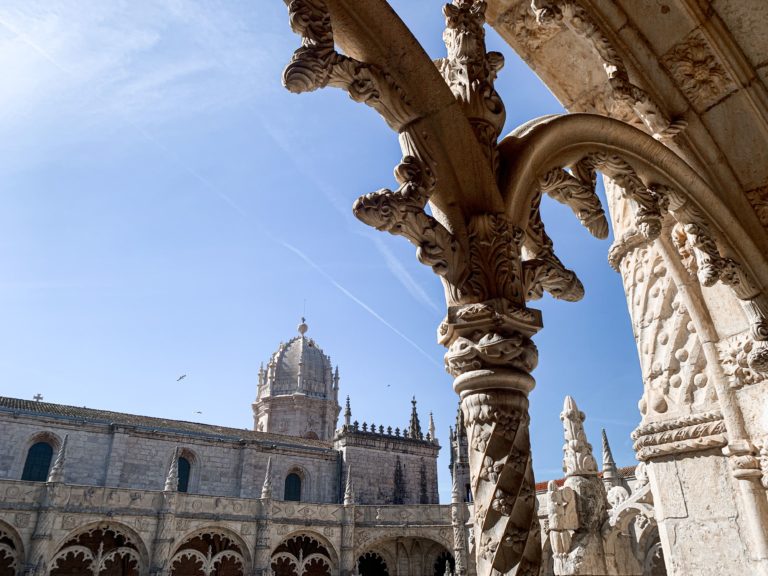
[433,550,455,576]
[170,528,247,576]
[356,552,387,576]
[270,535,332,576]
[0,522,22,576]
[49,524,144,576]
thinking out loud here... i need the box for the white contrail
[279,240,442,367]
[371,236,441,313]
[3,7,440,367]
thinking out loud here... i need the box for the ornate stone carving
[461,390,540,575]
[561,396,598,477]
[496,2,560,53]
[632,411,727,460]
[746,185,768,229]
[720,334,768,389]
[436,0,506,171]
[618,245,717,418]
[662,30,738,112]
[529,0,686,139]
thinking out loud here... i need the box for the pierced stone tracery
[49,526,142,576]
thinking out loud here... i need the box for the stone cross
[33,394,43,402]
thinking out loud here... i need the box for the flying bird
[194,411,202,414]
[177,374,187,382]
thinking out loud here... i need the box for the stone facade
[0,322,453,575]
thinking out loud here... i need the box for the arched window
[177,457,191,493]
[21,442,54,482]
[284,473,302,501]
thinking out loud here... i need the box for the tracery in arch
[0,525,21,576]
[49,525,142,576]
[356,551,388,576]
[271,535,332,576]
[170,530,245,576]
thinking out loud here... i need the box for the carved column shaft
[149,492,177,576]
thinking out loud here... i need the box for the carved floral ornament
[281,0,768,573]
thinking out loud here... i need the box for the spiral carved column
[441,302,542,575]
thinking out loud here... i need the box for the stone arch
[356,551,388,576]
[432,550,454,576]
[176,447,201,493]
[355,531,454,560]
[270,532,335,576]
[282,466,310,502]
[0,520,23,576]
[355,535,452,576]
[13,431,63,480]
[49,521,148,576]
[170,526,251,576]
[644,541,667,576]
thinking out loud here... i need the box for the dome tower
[252,319,341,440]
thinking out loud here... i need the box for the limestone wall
[0,412,340,503]
[335,430,440,505]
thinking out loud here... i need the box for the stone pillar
[440,298,542,576]
[150,448,179,576]
[605,176,768,576]
[451,464,469,576]
[25,483,61,576]
[26,438,68,575]
[253,458,273,576]
[341,466,356,576]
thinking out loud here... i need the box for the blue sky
[0,0,643,501]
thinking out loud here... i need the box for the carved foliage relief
[620,244,716,420]
[661,29,738,112]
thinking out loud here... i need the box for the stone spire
[451,461,461,504]
[47,435,68,483]
[261,457,273,499]
[561,396,598,477]
[163,447,179,492]
[409,397,422,439]
[344,465,355,505]
[344,396,352,427]
[428,412,436,442]
[334,365,340,391]
[601,429,620,488]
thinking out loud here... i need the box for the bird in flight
[194,411,202,414]
[177,374,187,382]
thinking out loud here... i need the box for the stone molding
[631,410,727,461]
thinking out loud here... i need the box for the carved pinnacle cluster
[343,466,354,505]
[47,435,68,484]
[163,447,179,492]
[561,396,598,477]
[601,429,620,489]
[261,457,273,499]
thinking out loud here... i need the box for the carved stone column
[254,459,273,576]
[341,467,356,576]
[26,438,68,576]
[150,448,179,576]
[451,464,470,576]
[440,299,542,576]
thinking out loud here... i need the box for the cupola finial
[298,316,308,336]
